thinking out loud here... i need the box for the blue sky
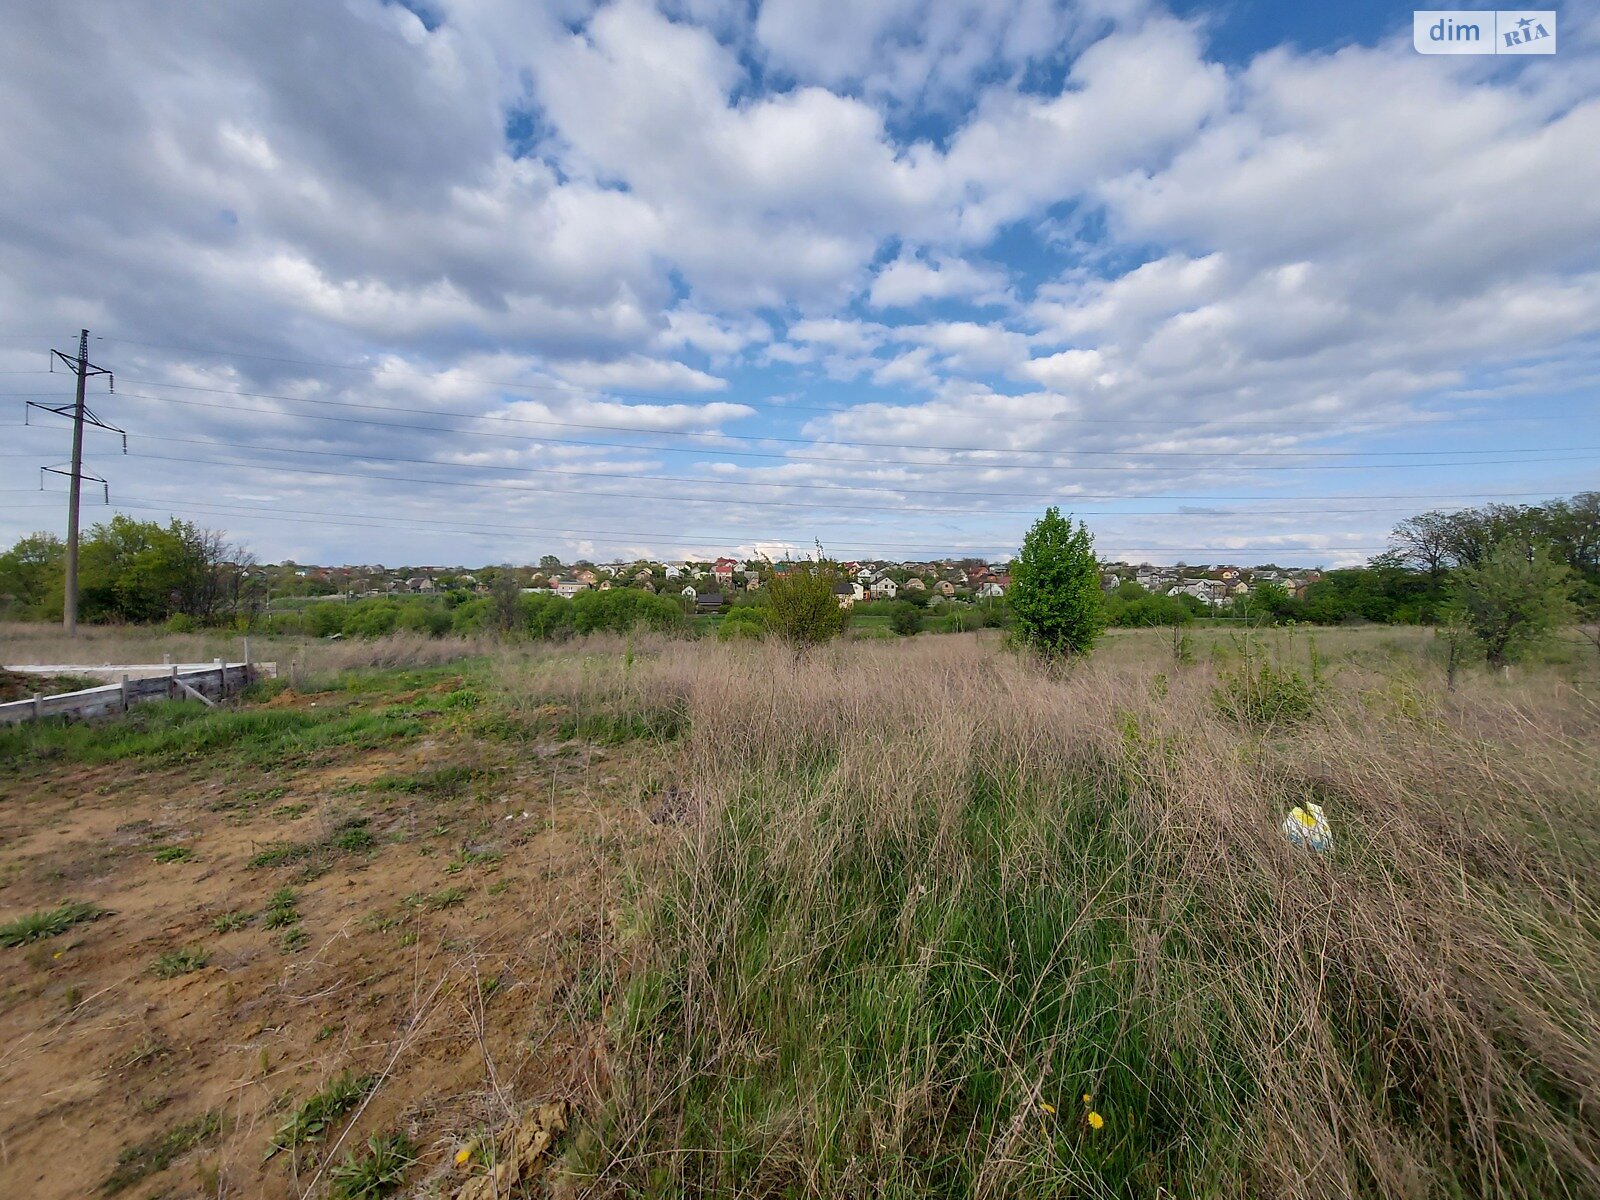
[1,0,1596,567]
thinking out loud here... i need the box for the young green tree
[1008,508,1106,658]
[764,552,847,652]
[1452,542,1573,667]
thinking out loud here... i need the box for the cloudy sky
[1,0,1596,568]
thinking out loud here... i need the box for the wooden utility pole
[40,330,117,635]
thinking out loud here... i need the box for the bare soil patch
[0,673,662,1199]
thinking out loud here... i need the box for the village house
[902,577,926,591]
[694,591,724,612]
[870,577,898,600]
[934,580,956,597]
[833,581,857,609]
[712,557,738,587]
[550,578,585,599]
[575,568,599,585]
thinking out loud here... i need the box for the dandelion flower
[1082,1093,1092,1105]
[1039,1101,1056,1115]
[1086,1111,1105,1131]
[454,1143,475,1167]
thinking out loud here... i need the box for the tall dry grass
[551,630,1599,1199]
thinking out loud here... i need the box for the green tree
[764,552,847,652]
[1246,581,1296,624]
[1009,508,1106,658]
[1453,543,1573,667]
[486,564,521,632]
[889,601,922,636]
[0,532,64,617]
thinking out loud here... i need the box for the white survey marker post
[1415,11,1556,54]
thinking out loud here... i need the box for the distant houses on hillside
[255,554,1328,612]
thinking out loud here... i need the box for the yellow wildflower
[454,1143,475,1167]
[1039,1101,1056,1115]
[1082,1093,1092,1105]
[1086,1111,1105,1131]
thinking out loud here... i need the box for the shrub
[889,601,922,636]
[718,606,767,641]
[764,555,848,651]
[1212,658,1318,728]
[395,600,450,636]
[342,600,400,639]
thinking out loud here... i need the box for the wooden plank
[173,677,217,707]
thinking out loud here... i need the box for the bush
[341,600,399,639]
[1212,658,1318,728]
[889,601,922,636]
[306,602,349,638]
[718,606,767,641]
[764,557,848,651]
[571,588,684,636]
[395,600,450,636]
[451,596,493,634]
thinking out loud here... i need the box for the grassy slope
[571,629,1600,1199]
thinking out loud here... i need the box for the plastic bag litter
[1283,802,1333,852]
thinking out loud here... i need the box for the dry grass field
[1,625,1597,1199]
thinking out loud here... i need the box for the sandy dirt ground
[0,680,663,1199]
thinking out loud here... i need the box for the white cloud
[550,356,729,394]
[868,251,1012,308]
[1,0,1596,567]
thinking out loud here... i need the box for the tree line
[2,496,1594,663]
[0,516,262,628]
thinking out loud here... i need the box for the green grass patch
[152,947,209,978]
[369,763,490,798]
[0,901,109,947]
[248,817,375,870]
[0,701,425,769]
[405,886,467,912]
[211,910,252,933]
[151,845,194,863]
[327,1131,416,1199]
[262,887,299,928]
[103,1111,222,1193]
[268,1071,377,1156]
